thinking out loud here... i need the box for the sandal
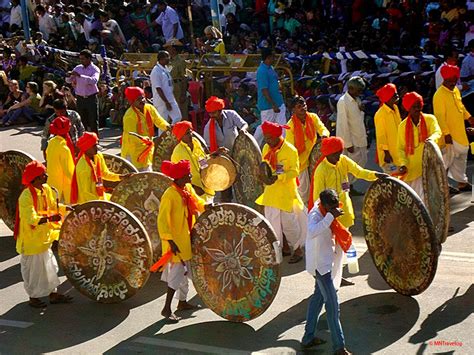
[302,337,327,349]
[163,313,181,323]
[29,298,47,308]
[288,254,303,264]
[49,293,73,304]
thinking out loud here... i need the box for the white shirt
[155,6,184,41]
[38,13,57,40]
[336,92,368,148]
[221,1,237,15]
[150,63,175,106]
[102,19,126,45]
[9,4,22,27]
[435,62,463,90]
[203,110,247,150]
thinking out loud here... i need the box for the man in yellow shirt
[171,121,215,202]
[46,116,75,203]
[286,95,329,203]
[398,92,442,202]
[15,161,73,308]
[256,121,307,264]
[121,86,170,171]
[433,65,474,192]
[374,83,402,173]
[158,160,206,322]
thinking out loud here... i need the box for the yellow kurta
[75,152,121,204]
[374,103,402,167]
[312,155,377,228]
[16,184,66,255]
[158,184,205,263]
[121,103,169,169]
[46,136,75,204]
[433,85,471,147]
[397,114,442,182]
[286,112,330,172]
[171,138,214,199]
[256,140,304,212]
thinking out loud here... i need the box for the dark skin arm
[261,88,280,113]
[38,214,62,225]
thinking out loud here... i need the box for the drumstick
[50,186,60,215]
[128,132,151,141]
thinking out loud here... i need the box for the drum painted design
[59,201,152,303]
[191,203,281,322]
[308,141,322,177]
[102,153,138,190]
[0,150,34,231]
[363,177,438,295]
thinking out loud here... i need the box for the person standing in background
[164,39,189,120]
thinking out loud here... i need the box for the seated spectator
[233,83,258,128]
[60,85,77,111]
[202,26,226,55]
[1,82,41,126]
[0,80,24,118]
[39,80,62,121]
[17,56,38,85]
[98,82,113,127]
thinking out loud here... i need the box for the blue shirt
[256,62,284,111]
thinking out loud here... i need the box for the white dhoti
[161,261,190,301]
[344,146,368,183]
[406,176,425,204]
[21,249,60,298]
[264,203,307,250]
[298,169,310,206]
[253,104,287,147]
[155,100,181,124]
[442,141,469,183]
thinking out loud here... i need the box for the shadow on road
[352,249,391,292]
[0,235,17,263]
[447,206,474,237]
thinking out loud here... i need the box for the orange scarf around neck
[173,183,201,231]
[264,137,284,170]
[13,185,48,240]
[208,118,218,153]
[132,106,154,138]
[405,114,428,156]
[70,154,104,203]
[318,203,352,252]
[292,114,316,153]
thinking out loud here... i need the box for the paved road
[0,125,473,354]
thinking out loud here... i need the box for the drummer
[286,95,329,203]
[397,92,442,202]
[171,121,215,202]
[71,132,130,204]
[121,86,170,172]
[256,121,307,264]
[158,160,206,322]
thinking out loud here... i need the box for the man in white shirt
[152,0,184,42]
[35,5,57,41]
[150,50,181,125]
[9,0,22,29]
[435,47,460,89]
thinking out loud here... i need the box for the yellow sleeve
[311,113,330,137]
[397,121,408,167]
[374,109,389,150]
[426,115,442,142]
[76,162,100,202]
[45,185,67,216]
[277,145,299,183]
[433,91,449,135]
[19,190,42,227]
[157,190,174,241]
[286,120,295,147]
[61,146,75,181]
[121,109,136,157]
[148,104,169,131]
[171,143,188,163]
[98,154,121,182]
[344,155,377,181]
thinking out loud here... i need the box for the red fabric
[292,113,316,154]
[172,121,193,141]
[404,114,428,156]
[13,185,48,240]
[132,106,154,138]
[319,204,352,252]
[70,152,104,204]
[76,132,99,153]
[263,137,284,170]
[376,84,397,104]
[205,96,225,112]
[402,92,424,112]
[440,64,460,80]
[261,121,290,138]
[50,116,75,158]
[173,182,201,231]
[137,138,154,163]
[150,250,173,272]
[161,159,190,180]
[208,119,218,152]
[124,86,144,104]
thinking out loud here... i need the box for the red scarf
[173,183,201,231]
[264,137,284,170]
[405,114,428,156]
[208,118,218,153]
[70,154,104,204]
[13,185,48,240]
[318,203,352,252]
[292,114,316,154]
[131,106,155,163]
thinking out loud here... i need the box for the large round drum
[191,203,281,322]
[110,172,172,261]
[362,177,439,296]
[307,140,322,177]
[59,200,152,303]
[231,131,264,213]
[102,153,138,190]
[201,155,236,191]
[423,140,450,244]
[0,150,34,231]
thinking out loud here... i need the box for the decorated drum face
[111,172,172,262]
[362,177,439,296]
[0,150,34,231]
[191,203,281,322]
[308,140,322,177]
[201,155,237,192]
[59,201,152,303]
[102,153,138,191]
[422,140,450,244]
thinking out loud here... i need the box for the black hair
[53,99,67,109]
[261,48,273,61]
[79,49,93,59]
[26,82,39,94]
[291,95,306,107]
[320,189,339,207]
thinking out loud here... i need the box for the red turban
[205,96,225,112]
[376,83,397,104]
[402,92,424,111]
[161,160,191,180]
[50,116,71,136]
[76,132,99,152]
[22,160,46,185]
[321,137,344,156]
[172,121,193,141]
[125,86,144,104]
[440,64,460,80]
[261,121,290,138]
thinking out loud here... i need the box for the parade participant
[398,92,442,202]
[286,95,329,203]
[433,65,474,192]
[302,189,351,355]
[70,132,127,204]
[171,121,215,202]
[46,116,75,204]
[121,86,170,171]
[374,83,402,173]
[15,161,73,308]
[164,39,189,120]
[158,160,206,322]
[256,121,307,264]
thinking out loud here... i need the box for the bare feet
[177,301,198,311]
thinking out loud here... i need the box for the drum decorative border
[308,141,322,177]
[201,155,237,192]
[102,153,138,191]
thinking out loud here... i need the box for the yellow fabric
[16,184,66,255]
[256,140,304,212]
[214,41,226,55]
[397,114,442,182]
[46,136,75,204]
[171,138,214,199]
[121,103,169,169]
[158,183,206,262]
[433,85,471,147]
[312,155,377,228]
[374,103,402,167]
[75,152,121,204]
[286,112,330,171]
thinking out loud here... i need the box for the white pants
[264,204,307,250]
[21,249,60,298]
[155,99,181,125]
[298,169,310,206]
[344,146,368,184]
[442,141,469,183]
[254,104,287,147]
[161,261,190,301]
[406,176,425,204]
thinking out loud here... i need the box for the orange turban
[320,137,344,156]
[125,86,144,104]
[76,132,99,152]
[402,92,424,111]
[376,83,397,104]
[22,160,46,185]
[50,116,71,136]
[205,96,225,112]
[440,64,460,80]
[172,121,193,141]
[261,121,290,138]
[161,160,191,180]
